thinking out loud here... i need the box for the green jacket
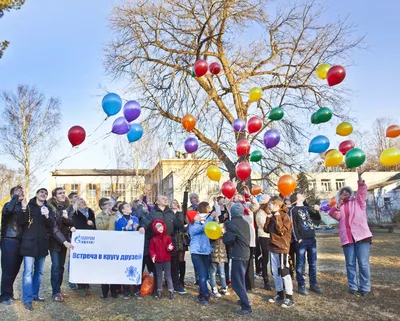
[96,211,119,230]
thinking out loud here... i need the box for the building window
[87,184,97,206]
[321,179,332,192]
[308,180,316,191]
[335,179,345,190]
[101,183,111,198]
[384,197,391,210]
[71,184,79,193]
[116,183,126,201]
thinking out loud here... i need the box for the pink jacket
[328,180,372,246]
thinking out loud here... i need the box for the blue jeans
[22,256,46,304]
[296,237,317,286]
[191,254,210,297]
[0,238,23,301]
[209,262,227,289]
[231,259,251,311]
[343,242,371,292]
[50,248,67,296]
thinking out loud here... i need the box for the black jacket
[18,197,66,257]
[223,216,250,261]
[1,195,22,239]
[71,208,96,230]
[290,206,321,241]
[47,198,72,251]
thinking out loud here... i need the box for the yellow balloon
[204,222,222,240]
[380,148,400,166]
[206,165,222,181]
[336,122,353,136]
[325,150,343,167]
[316,63,331,80]
[249,87,262,102]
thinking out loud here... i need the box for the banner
[69,230,144,284]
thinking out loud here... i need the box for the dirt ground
[0,229,399,321]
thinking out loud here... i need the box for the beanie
[259,194,271,205]
[231,203,244,217]
[99,197,110,208]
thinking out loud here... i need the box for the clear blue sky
[0,0,399,188]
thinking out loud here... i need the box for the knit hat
[259,194,271,205]
[231,203,244,217]
[99,197,110,208]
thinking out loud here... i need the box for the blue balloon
[102,93,122,117]
[127,123,143,142]
[309,135,330,153]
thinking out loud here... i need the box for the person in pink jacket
[328,172,372,297]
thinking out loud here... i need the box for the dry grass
[1,230,400,321]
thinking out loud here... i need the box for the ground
[0,229,399,321]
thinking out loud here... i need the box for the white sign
[69,230,144,284]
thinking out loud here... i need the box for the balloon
[236,162,251,181]
[311,112,320,124]
[112,117,130,135]
[233,118,246,132]
[102,93,122,117]
[380,148,400,166]
[247,116,263,134]
[221,181,237,199]
[209,62,221,75]
[250,150,262,162]
[182,114,196,132]
[268,107,284,121]
[249,87,262,102]
[123,100,141,122]
[190,67,196,77]
[345,148,366,168]
[204,221,222,240]
[236,139,250,157]
[320,200,331,212]
[386,125,400,138]
[325,150,343,167]
[326,65,346,86]
[308,135,330,153]
[193,59,208,77]
[184,137,198,153]
[338,140,355,155]
[321,149,334,159]
[315,107,332,123]
[263,129,280,149]
[186,210,198,223]
[68,126,86,147]
[207,165,222,181]
[252,185,262,196]
[329,197,336,207]
[336,122,353,136]
[127,123,143,142]
[277,175,296,197]
[316,63,331,80]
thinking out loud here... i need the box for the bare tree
[105,0,362,184]
[0,164,22,208]
[0,85,61,196]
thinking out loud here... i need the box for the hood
[336,186,354,204]
[29,197,47,207]
[152,219,167,236]
[47,197,70,211]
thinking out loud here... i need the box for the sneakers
[212,287,221,298]
[268,294,285,303]
[195,295,204,302]
[100,293,108,299]
[360,291,370,297]
[175,287,187,295]
[220,288,230,296]
[348,289,359,296]
[298,285,309,295]
[33,297,45,302]
[155,291,163,300]
[169,291,175,300]
[227,280,232,286]
[1,299,12,305]
[236,309,252,315]
[53,293,64,302]
[310,284,323,295]
[123,293,130,300]
[202,295,210,305]
[281,298,295,308]
[24,302,33,311]
[134,292,144,300]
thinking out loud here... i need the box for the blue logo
[125,265,141,283]
[74,234,95,245]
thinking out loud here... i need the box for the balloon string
[86,118,108,140]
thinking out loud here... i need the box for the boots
[169,291,175,300]
[179,261,186,288]
[263,277,272,291]
[202,295,210,305]
[155,290,162,299]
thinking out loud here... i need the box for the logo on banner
[125,265,141,283]
[74,234,96,245]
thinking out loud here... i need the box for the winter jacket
[18,197,66,257]
[223,216,250,261]
[188,217,213,255]
[256,209,270,238]
[264,210,292,254]
[47,198,72,251]
[329,180,372,246]
[1,194,22,239]
[71,208,96,230]
[115,215,140,231]
[149,220,174,263]
[96,210,119,231]
[290,206,321,241]
[211,237,228,264]
[243,213,256,248]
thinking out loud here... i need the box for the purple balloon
[112,117,130,135]
[320,200,331,212]
[184,137,198,153]
[123,100,141,122]
[263,129,280,149]
[233,118,246,132]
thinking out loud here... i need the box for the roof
[51,169,149,177]
[367,173,400,191]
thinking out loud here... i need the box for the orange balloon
[252,185,262,196]
[182,114,196,132]
[386,125,400,138]
[277,175,296,197]
[329,196,336,207]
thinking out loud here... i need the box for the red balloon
[209,62,221,75]
[247,116,262,134]
[236,162,252,181]
[338,140,355,155]
[326,65,346,86]
[193,59,208,77]
[68,126,86,147]
[236,139,250,157]
[221,181,237,199]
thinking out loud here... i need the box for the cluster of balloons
[181,114,199,153]
[191,59,221,77]
[316,64,346,86]
[319,197,337,212]
[380,124,400,166]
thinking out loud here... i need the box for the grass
[1,230,400,320]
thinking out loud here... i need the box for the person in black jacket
[223,203,252,316]
[18,188,73,311]
[0,185,24,305]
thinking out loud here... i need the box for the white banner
[69,230,144,284]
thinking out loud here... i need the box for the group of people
[0,171,372,315]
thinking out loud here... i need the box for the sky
[0,0,399,190]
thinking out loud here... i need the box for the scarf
[81,207,89,219]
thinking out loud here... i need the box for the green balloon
[345,148,366,168]
[268,107,284,121]
[250,150,262,162]
[311,112,320,124]
[315,107,332,123]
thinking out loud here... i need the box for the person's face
[101,201,111,211]
[56,189,66,202]
[122,204,132,215]
[233,194,243,203]
[268,203,280,213]
[191,196,199,205]
[37,190,48,201]
[157,196,169,207]
[14,187,23,197]
[171,200,179,210]
[156,224,164,233]
[78,199,87,209]
[218,198,225,206]
[296,193,305,203]
[70,194,79,204]
[340,189,351,202]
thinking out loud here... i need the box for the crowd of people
[0,172,373,315]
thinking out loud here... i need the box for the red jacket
[149,220,174,263]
